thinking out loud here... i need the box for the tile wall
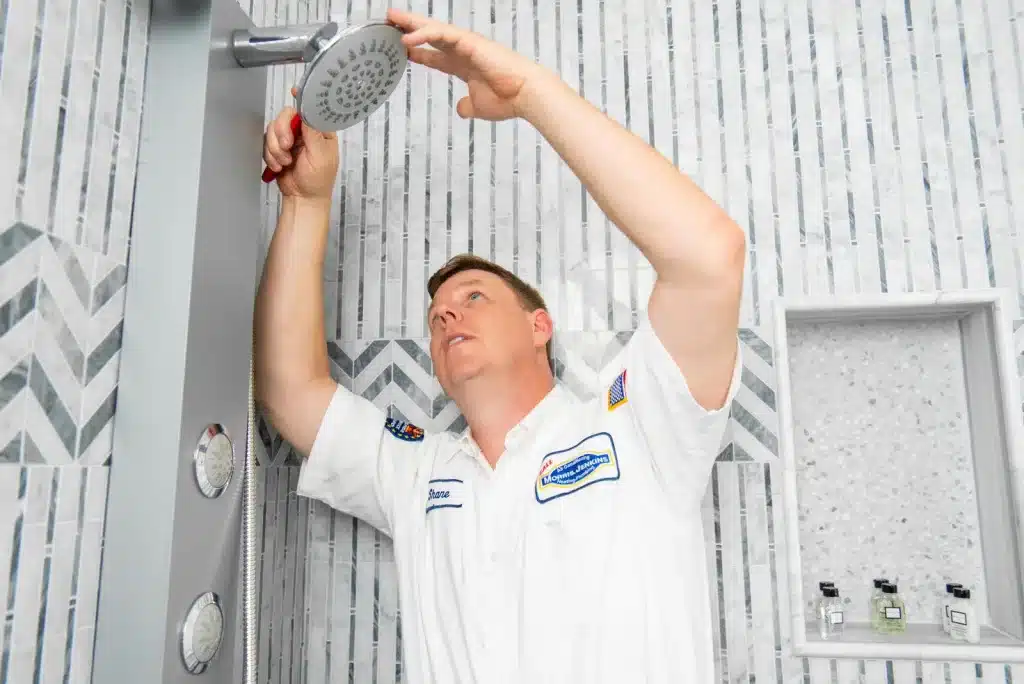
[2,0,1024,681]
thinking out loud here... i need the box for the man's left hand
[388,8,554,121]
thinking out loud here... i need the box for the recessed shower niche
[773,291,1024,662]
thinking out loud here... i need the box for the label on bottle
[829,611,844,625]
[884,607,903,620]
[950,610,967,626]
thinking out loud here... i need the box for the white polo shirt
[297,314,742,683]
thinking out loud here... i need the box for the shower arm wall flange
[231,21,339,68]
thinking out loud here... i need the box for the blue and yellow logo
[535,432,620,503]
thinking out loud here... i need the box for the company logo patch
[425,478,464,513]
[607,370,627,411]
[385,417,424,442]
[535,432,620,504]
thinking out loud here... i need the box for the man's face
[428,269,549,393]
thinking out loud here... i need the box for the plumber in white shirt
[255,8,745,683]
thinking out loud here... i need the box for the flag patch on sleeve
[607,370,628,411]
[384,417,425,442]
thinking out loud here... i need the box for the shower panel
[90,0,264,680]
[91,0,406,680]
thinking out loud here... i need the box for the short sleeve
[616,313,742,504]
[296,384,426,536]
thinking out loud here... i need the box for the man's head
[427,254,554,394]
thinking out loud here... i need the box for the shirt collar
[446,383,570,463]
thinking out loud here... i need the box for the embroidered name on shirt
[607,370,628,411]
[425,478,464,513]
[535,432,620,504]
[385,417,425,442]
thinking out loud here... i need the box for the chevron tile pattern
[0,223,126,467]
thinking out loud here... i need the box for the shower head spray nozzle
[232,20,408,133]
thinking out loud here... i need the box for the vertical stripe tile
[559,0,585,331]
[351,521,377,682]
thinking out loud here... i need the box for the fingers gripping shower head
[232,20,408,133]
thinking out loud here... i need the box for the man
[255,7,745,683]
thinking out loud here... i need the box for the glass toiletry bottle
[879,583,906,634]
[942,583,962,635]
[870,578,889,632]
[818,586,844,639]
[949,588,979,644]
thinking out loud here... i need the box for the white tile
[0,0,38,226]
[330,510,355,680]
[350,521,378,683]
[9,475,50,684]
[20,0,74,231]
[303,509,330,683]
[744,464,779,684]
[814,2,859,297]
[50,0,101,245]
[382,29,411,339]
[716,464,749,680]
[959,0,1017,295]
[403,0,431,339]
[863,0,912,294]
[863,659,890,682]
[427,0,455,273]
[909,0,964,291]
[884,0,937,293]
[81,0,128,256]
[948,661,977,684]
[836,659,864,684]
[107,0,150,265]
[933,0,987,288]
[920,661,948,684]
[807,658,833,682]
[892,660,919,683]
[67,626,94,684]
[981,662,1009,684]
[67,507,101,684]
[38,516,79,684]
[375,541,399,684]
[763,0,804,298]
[256,468,278,677]
[448,0,473,264]
[492,29,516,276]
[558,0,585,332]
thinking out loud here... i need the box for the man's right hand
[263,88,340,200]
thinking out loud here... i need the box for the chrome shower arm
[231,21,339,67]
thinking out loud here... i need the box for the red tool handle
[262,113,303,183]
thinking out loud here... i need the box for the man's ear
[531,309,554,347]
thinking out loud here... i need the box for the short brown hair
[427,254,554,373]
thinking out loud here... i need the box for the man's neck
[453,368,554,468]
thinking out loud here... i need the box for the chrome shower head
[232,20,408,133]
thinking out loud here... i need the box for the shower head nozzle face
[297,22,408,133]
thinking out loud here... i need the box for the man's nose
[436,305,461,326]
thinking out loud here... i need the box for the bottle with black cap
[942,583,963,635]
[870,578,889,631]
[817,586,844,639]
[949,587,979,643]
[878,582,906,634]
[815,582,835,635]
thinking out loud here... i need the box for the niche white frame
[773,290,1024,663]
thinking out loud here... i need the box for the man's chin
[443,363,489,391]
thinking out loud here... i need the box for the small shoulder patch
[607,369,628,411]
[384,417,425,442]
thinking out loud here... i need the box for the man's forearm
[254,196,333,406]
[517,74,743,283]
